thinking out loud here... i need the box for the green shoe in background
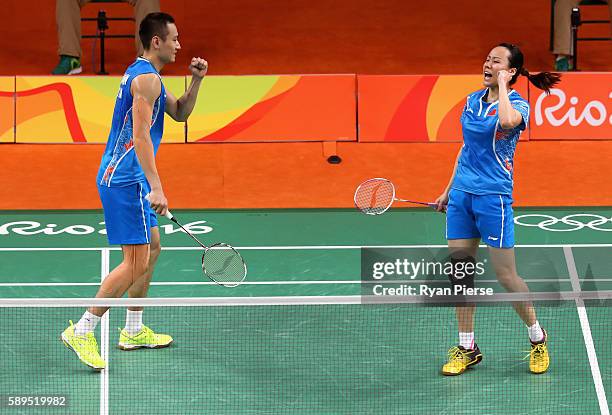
[554,56,572,72]
[52,55,82,75]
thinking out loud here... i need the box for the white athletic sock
[74,311,101,336]
[124,310,143,336]
[528,321,544,343]
[459,332,475,350]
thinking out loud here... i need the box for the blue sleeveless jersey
[452,89,530,196]
[97,57,166,187]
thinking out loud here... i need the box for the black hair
[139,12,176,51]
[497,42,561,95]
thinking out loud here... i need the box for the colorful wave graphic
[359,75,529,142]
[14,76,186,143]
[10,75,356,143]
[4,74,610,143]
[0,77,15,142]
[188,75,356,142]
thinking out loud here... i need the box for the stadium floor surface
[0,208,611,414]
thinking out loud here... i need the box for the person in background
[553,0,612,71]
[53,0,160,75]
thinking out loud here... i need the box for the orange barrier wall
[358,73,612,141]
[0,77,14,143]
[358,75,529,142]
[10,75,356,143]
[1,141,611,210]
[188,75,356,142]
[5,73,611,143]
[14,77,185,143]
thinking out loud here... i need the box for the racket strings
[202,244,246,286]
[354,179,395,215]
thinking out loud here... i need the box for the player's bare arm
[434,148,462,212]
[165,57,208,121]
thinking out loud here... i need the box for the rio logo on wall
[0,220,213,236]
[531,73,612,140]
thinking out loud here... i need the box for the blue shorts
[446,188,514,249]
[98,182,158,245]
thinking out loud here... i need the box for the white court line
[563,246,609,415]
[1,291,603,307]
[2,243,612,252]
[99,249,109,415]
[0,247,107,251]
[0,282,101,286]
[0,278,605,287]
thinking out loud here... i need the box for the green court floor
[0,208,611,414]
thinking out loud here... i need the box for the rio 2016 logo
[534,89,612,127]
[0,221,213,236]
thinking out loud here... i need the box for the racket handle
[144,194,174,220]
[429,203,447,212]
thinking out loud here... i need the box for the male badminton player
[61,12,208,370]
[434,43,560,376]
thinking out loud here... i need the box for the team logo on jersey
[504,157,512,171]
[124,139,134,151]
[495,130,508,141]
[487,108,497,116]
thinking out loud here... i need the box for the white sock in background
[124,310,143,336]
[74,311,101,337]
[527,321,544,343]
[459,332,475,350]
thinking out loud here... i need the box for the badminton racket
[146,197,247,287]
[354,178,444,215]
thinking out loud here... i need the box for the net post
[99,248,110,415]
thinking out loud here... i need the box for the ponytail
[498,43,562,95]
[520,67,561,95]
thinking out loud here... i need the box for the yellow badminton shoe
[118,326,173,350]
[61,321,106,370]
[441,345,483,376]
[527,330,549,374]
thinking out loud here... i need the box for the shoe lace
[68,321,96,346]
[447,346,468,363]
[118,326,152,342]
[523,343,546,362]
[85,333,99,350]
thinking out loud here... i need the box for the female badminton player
[434,43,561,376]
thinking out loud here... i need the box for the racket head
[353,178,396,215]
[201,243,247,287]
